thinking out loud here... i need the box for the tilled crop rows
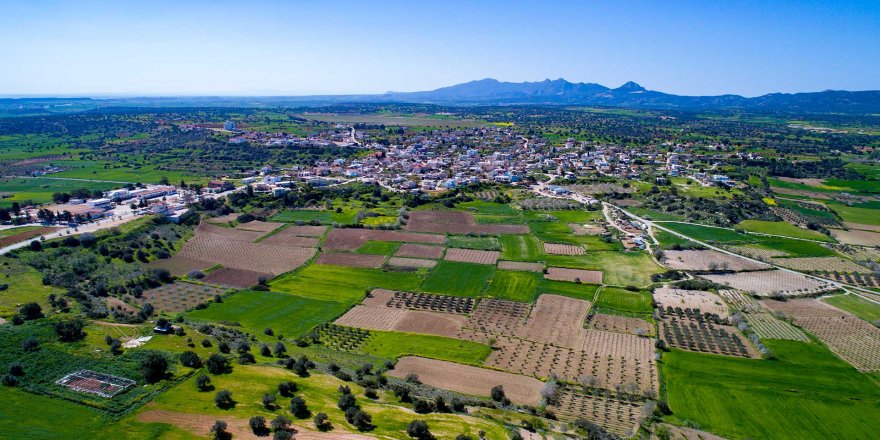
[770,257,871,273]
[147,255,211,277]
[544,267,603,284]
[661,249,768,271]
[763,299,880,371]
[395,243,444,259]
[589,314,653,336]
[654,287,729,317]
[316,252,385,268]
[386,257,437,268]
[700,270,833,297]
[335,290,468,338]
[550,388,644,437]
[202,268,270,289]
[543,243,586,255]
[444,248,500,265]
[178,233,315,275]
[260,228,320,247]
[405,210,528,235]
[234,220,283,233]
[717,289,761,311]
[813,271,880,288]
[323,228,444,251]
[198,223,265,242]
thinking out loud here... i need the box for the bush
[54,319,86,342]
[407,420,433,439]
[278,381,297,396]
[214,390,235,409]
[270,415,291,431]
[273,431,292,440]
[196,374,212,391]
[413,399,434,414]
[141,352,169,383]
[210,420,230,440]
[207,354,231,374]
[249,416,268,435]
[490,385,506,402]
[9,362,24,376]
[180,351,202,368]
[19,302,43,320]
[21,336,39,352]
[338,393,357,411]
[289,396,309,418]
[1,374,18,387]
[314,412,331,431]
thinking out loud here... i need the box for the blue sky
[1,0,878,96]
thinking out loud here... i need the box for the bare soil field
[395,243,444,259]
[543,243,586,255]
[316,252,385,268]
[136,281,227,313]
[323,228,444,251]
[544,267,603,284]
[700,270,833,297]
[197,222,265,242]
[653,287,729,317]
[235,220,283,233]
[770,186,832,200]
[177,233,315,275]
[497,261,544,272]
[208,213,239,224]
[462,298,531,335]
[725,245,788,261]
[202,268,270,288]
[829,228,880,246]
[550,388,644,437]
[335,291,468,338]
[406,210,528,234]
[770,256,871,273]
[844,222,880,232]
[519,294,592,348]
[0,226,60,247]
[661,249,768,271]
[387,257,437,268]
[147,255,212,277]
[261,233,320,247]
[444,248,500,265]
[569,223,606,236]
[589,314,653,336]
[483,334,658,396]
[387,356,543,405]
[763,299,880,371]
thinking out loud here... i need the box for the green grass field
[0,256,64,317]
[0,177,121,207]
[270,265,423,305]
[146,364,509,440]
[594,287,654,315]
[421,261,494,296]
[538,279,599,301]
[660,222,749,242]
[553,251,661,287]
[826,201,880,226]
[356,240,401,255]
[359,331,492,364]
[483,270,541,302]
[662,340,880,440]
[500,234,544,261]
[270,208,358,225]
[660,222,837,257]
[822,294,880,322]
[187,290,342,338]
[445,235,501,251]
[735,220,833,241]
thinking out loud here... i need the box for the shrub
[262,393,277,409]
[210,420,230,440]
[338,393,357,411]
[214,390,235,409]
[19,302,43,320]
[21,336,40,352]
[413,399,434,414]
[490,385,506,402]
[9,362,24,376]
[141,352,169,383]
[54,319,86,342]
[207,354,231,374]
[1,374,18,387]
[407,420,433,439]
[180,351,202,368]
[278,381,297,396]
[289,396,309,418]
[314,412,331,431]
[270,415,291,431]
[196,374,212,391]
[249,416,268,435]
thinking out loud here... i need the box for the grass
[594,287,653,315]
[355,240,401,255]
[187,290,341,338]
[662,339,880,440]
[359,331,492,364]
[627,207,686,221]
[270,264,423,305]
[0,225,44,239]
[660,222,750,242]
[560,251,663,287]
[748,237,837,258]
[654,229,694,249]
[456,199,520,216]
[421,261,494,297]
[0,256,64,317]
[826,201,880,226]
[446,235,501,251]
[822,294,880,323]
[538,279,599,301]
[660,222,837,257]
[735,220,833,242]
[147,364,509,440]
[0,176,121,207]
[500,234,544,261]
[269,208,358,225]
[483,270,541,302]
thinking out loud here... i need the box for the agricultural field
[594,287,653,315]
[700,270,834,297]
[0,177,120,207]
[483,270,541,302]
[735,220,834,241]
[660,249,768,271]
[137,281,228,313]
[421,261,495,296]
[821,294,880,322]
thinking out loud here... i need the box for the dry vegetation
[405,210,528,234]
[444,248,500,265]
[700,270,834,297]
[661,249,768,271]
[544,267,603,284]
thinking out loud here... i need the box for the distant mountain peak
[616,81,646,92]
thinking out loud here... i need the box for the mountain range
[2,78,880,114]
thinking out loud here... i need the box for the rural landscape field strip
[660,249,768,271]
[544,267,603,284]
[323,228,445,251]
[316,252,386,268]
[701,270,834,297]
[654,287,730,317]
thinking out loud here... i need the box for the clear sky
[1,0,878,97]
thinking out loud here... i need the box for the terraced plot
[549,388,644,437]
